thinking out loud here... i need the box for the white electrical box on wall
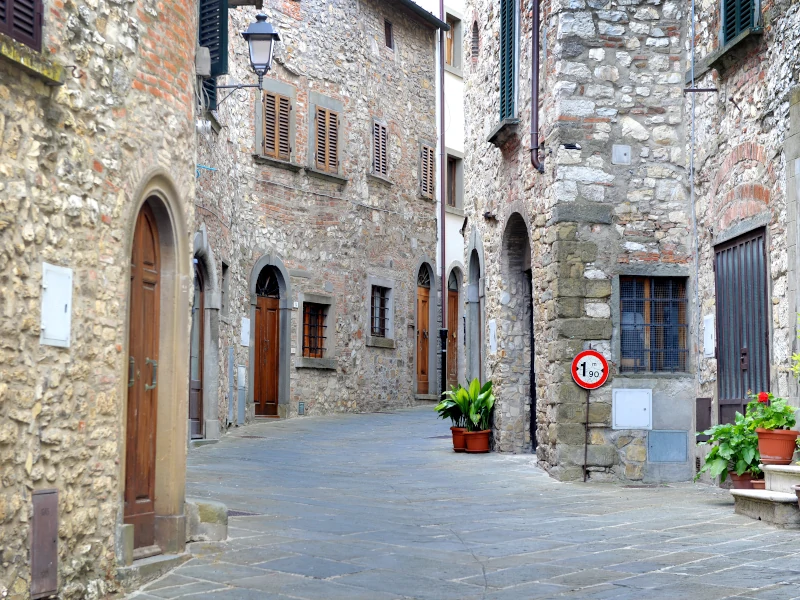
[612,388,652,430]
[703,314,715,358]
[40,263,73,348]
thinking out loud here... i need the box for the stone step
[762,464,800,494]
[731,489,800,529]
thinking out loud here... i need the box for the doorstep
[116,552,191,592]
[731,489,800,529]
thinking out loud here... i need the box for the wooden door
[447,288,459,388]
[255,296,280,416]
[125,203,160,550]
[715,229,769,424]
[417,286,430,394]
[189,266,204,439]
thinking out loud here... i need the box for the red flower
[758,392,769,403]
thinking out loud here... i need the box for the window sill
[684,26,764,84]
[444,63,463,78]
[487,118,520,147]
[306,167,349,184]
[418,193,436,203]
[445,205,465,217]
[366,336,396,349]
[367,172,393,186]
[295,357,337,370]
[0,33,65,85]
[253,154,303,172]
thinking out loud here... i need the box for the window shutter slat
[199,0,229,77]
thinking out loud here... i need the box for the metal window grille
[302,303,327,358]
[620,277,688,373]
[371,286,390,337]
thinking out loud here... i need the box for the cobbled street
[130,408,800,600]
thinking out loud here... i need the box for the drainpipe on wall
[531,0,544,173]
[439,0,448,398]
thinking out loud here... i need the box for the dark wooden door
[125,203,160,550]
[255,296,280,416]
[189,266,204,439]
[417,286,430,394]
[447,289,459,388]
[715,228,769,424]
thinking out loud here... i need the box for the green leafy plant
[465,378,495,432]
[747,392,798,431]
[434,385,468,428]
[695,410,760,482]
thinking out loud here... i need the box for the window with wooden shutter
[499,0,516,120]
[198,0,228,111]
[722,0,754,45]
[0,0,44,51]
[445,18,455,66]
[372,121,388,177]
[263,92,291,161]
[420,145,435,199]
[315,107,339,173]
[302,303,327,358]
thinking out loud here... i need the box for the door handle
[740,348,749,370]
[128,356,135,388]
[145,357,158,391]
[423,330,429,339]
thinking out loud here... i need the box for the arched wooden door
[447,272,459,388]
[417,267,431,394]
[125,202,160,551]
[254,268,280,417]
[189,265,204,439]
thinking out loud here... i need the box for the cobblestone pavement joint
[130,407,800,599]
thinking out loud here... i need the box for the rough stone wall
[691,2,800,412]
[0,0,197,595]
[195,0,440,425]
[463,0,692,481]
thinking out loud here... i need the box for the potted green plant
[435,385,469,452]
[696,410,761,489]
[748,392,799,465]
[462,379,495,453]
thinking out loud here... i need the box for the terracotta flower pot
[728,471,754,489]
[756,428,800,465]
[450,427,466,453]
[464,429,491,453]
[751,479,766,490]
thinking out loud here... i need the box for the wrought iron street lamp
[217,14,281,105]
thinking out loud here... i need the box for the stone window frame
[254,78,298,166]
[295,292,337,370]
[445,147,465,215]
[307,92,347,182]
[366,275,396,349]
[444,8,464,77]
[611,266,694,379]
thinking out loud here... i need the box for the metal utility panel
[40,263,73,348]
[648,431,688,463]
[612,388,652,430]
[237,365,247,425]
[31,489,58,599]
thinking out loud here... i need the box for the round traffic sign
[571,350,609,390]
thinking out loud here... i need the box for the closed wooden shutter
[373,122,388,177]
[315,107,339,173]
[471,21,479,62]
[499,0,515,120]
[723,0,754,44]
[420,145,435,198]
[263,92,291,161]
[198,0,228,77]
[1,0,44,51]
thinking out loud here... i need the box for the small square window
[620,277,688,373]
[384,19,394,49]
[371,286,390,337]
[302,303,327,358]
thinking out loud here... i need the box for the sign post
[571,350,609,482]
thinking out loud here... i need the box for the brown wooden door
[255,296,280,416]
[125,203,160,550]
[417,286,430,394]
[447,289,459,388]
[189,266,204,439]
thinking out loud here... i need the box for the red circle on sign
[571,350,609,390]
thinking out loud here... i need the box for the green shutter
[723,0,754,45]
[499,0,515,121]
[199,0,229,77]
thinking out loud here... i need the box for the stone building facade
[192,0,446,435]
[0,0,200,595]
[463,0,695,481]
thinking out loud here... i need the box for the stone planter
[756,428,800,465]
[450,427,466,452]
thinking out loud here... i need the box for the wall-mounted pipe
[531,0,544,173]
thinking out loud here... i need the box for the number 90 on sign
[571,350,609,390]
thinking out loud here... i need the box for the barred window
[302,303,327,358]
[620,277,688,373]
[371,286,390,338]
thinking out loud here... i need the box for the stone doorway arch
[466,229,486,383]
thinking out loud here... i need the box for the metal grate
[302,303,327,358]
[371,286,390,337]
[448,271,458,291]
[620,277,688,373]
[255,268,280,298]
[417,268,431,288]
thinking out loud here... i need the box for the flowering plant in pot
[747,392,799,466]
[695,410,761,488]
[435,385,469,452]
[463,378,495,453]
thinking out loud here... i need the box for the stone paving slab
[129,408,800,599]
